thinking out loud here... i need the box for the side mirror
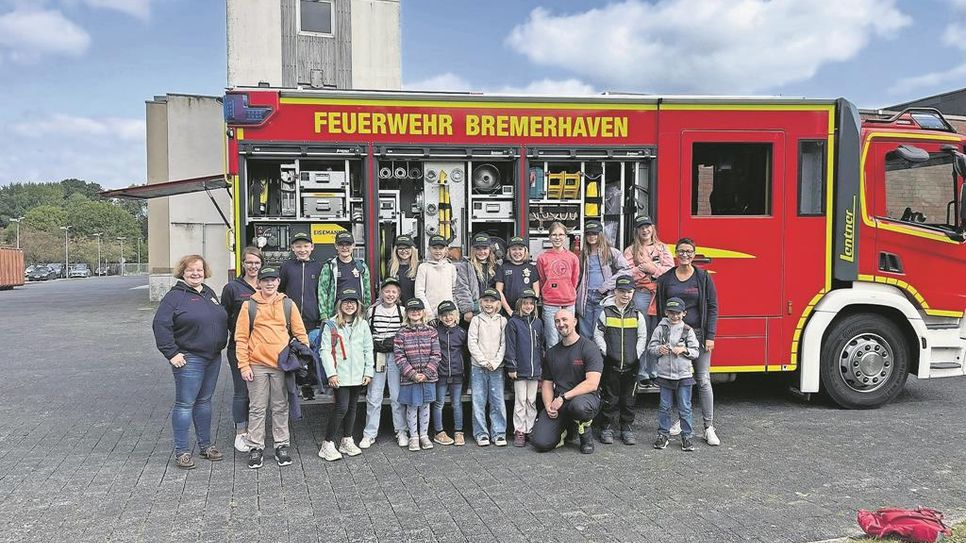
[956,154,966,179]
[896,144,930,163]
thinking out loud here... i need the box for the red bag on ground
[857,507,952,542]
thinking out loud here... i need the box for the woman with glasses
[654,238,721,447]
[221,246,263,452]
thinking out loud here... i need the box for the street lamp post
[136,237,141,274]
[117,237,126,277]
[10,216,24,249]
[60,226,71,276]
[93,233,102,276]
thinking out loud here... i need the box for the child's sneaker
[669,420,682,436]
[653,435,669,449]
[453,432,466,446]
[397,432,409,447]
[704,426,721,446]
[681,436,695,452]
[476,435,490,447]
[408,437,420,452]
[339,437,362,457]
[433,431,454,445]
[359,436,375,449]
[513,431,526,447]
[274,445,292,466]
[419,436,434,450]
[318,441,343,462]
[247,448,263,469]
[493,435,507,447]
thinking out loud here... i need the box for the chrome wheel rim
[838,332,894,393]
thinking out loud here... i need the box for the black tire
[820,313,909,409]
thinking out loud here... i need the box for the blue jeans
[363,353,405,439]
[171,354,221,454]
[578,291,604,339]
[470,366,507,439]
[226,343,249,431]
[633,290,657,380]
[542,304,574,349]
[658,383,693,439]
[433,380,464,433]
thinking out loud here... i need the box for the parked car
[25,265,36,278]
[47,263,65,278]
[28,266,55,281]
[95,265,111,276]
[69,263,91,278]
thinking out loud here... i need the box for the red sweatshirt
[536,249,580,306]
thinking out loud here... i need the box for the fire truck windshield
[884,150,963,234]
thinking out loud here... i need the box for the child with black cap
[649,296,701,452]
[456,233,499,324]
[318,231,372,322]
[496,236,540,315]
[504,289,544,447]
[468,288,508,446]
[361,277,407,449]
[279,231,323,332]
[431,300,467,446]
[415,234,459,320]
[394,298,441,451]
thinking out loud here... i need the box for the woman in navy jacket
[153,255,229,469]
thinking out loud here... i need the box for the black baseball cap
[472,233,491,248]
[338,287,360,302]
[615,276,634,291]
[380,277,401,290]
[437,300,458,314]
[508,236,526,248]
[405,298,425,311]
[394,235,414,248]
[290,232,312,244]
[428,235,448,247]
[666,297,686,312]
[335,231,354,245]
[481,288,499,300]
[519,288,538,300]
[584,221,603,234]
[258,267,279,280]
[634,216,654,228]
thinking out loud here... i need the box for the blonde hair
[506,244,530,263]
[404,310,425,326]
[629,224,665,266]
[580,231,614,267]
[174,254,211,279]
[548,222,568,236]
[335,298,361,327]
[390,244,419,279]
[470,247,497,284]
[513,296,537,317]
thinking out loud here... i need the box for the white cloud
[0,8,90,62]
[889,62,966,96]
[506,0,911,94]
[0,114,145,188]
[405,73,596,95]
[82,0,150,20]
[943,0,966,50]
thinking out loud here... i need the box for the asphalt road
[0,276,964,542]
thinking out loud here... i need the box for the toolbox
[471,200,513,219]
[300,170,347,191]
[302,193,347,218]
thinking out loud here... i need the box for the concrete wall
[350,0,401,89]
[227,0,283,87]
[145,94,230,301]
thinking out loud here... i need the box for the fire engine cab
[134,87,966,409]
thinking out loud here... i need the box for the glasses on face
[677,249,696,256]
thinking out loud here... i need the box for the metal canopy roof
[100,174,228,200]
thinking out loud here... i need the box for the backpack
[857,507,952,543]
[246,297,293,337]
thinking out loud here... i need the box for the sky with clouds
[0,0,964,188]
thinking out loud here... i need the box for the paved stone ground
[1,276,965,543]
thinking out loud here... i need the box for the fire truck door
[678,131,786,321]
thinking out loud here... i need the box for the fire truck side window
[884,150,956,228]
[798,140,826,216]
[300,0,333,34]
[692,143,772,216]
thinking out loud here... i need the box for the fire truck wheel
[820,313,910,409]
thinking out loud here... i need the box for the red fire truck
[135,87,966,409]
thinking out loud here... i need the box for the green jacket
[320,317,374,386]
[317,256,372,321]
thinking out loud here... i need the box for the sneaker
[433,431,454,446]
[199,445,223,461]
[419,436,434,450]
[476,435,490,447]
[234,433,251,452]
[579,432,595,454]
[175,452,196,470]
[274,445,292,466]
[339,437,362,457]
[359,436,375,449]
[408,437,420,452]
[453,432,466,446]
[669,420,682,436]
[493,435,507,447]
[397,432,409,447]
[318,441,343,462]
[599,428,615,444]
[681,436,695,452]
[301,385,315,400]
[620,430,637,446]
[513,431,526,447]
[636,380,659,393]
[248,448,263,469]
[704,426,721,446]
[653,435,669,450]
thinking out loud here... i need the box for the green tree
[0,183,65,223]
[24,205,68,233]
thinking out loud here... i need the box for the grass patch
[850,518,966,542]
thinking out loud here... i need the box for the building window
[300,0,333,35]
[798,140,826,216]
[692,142,772,216]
